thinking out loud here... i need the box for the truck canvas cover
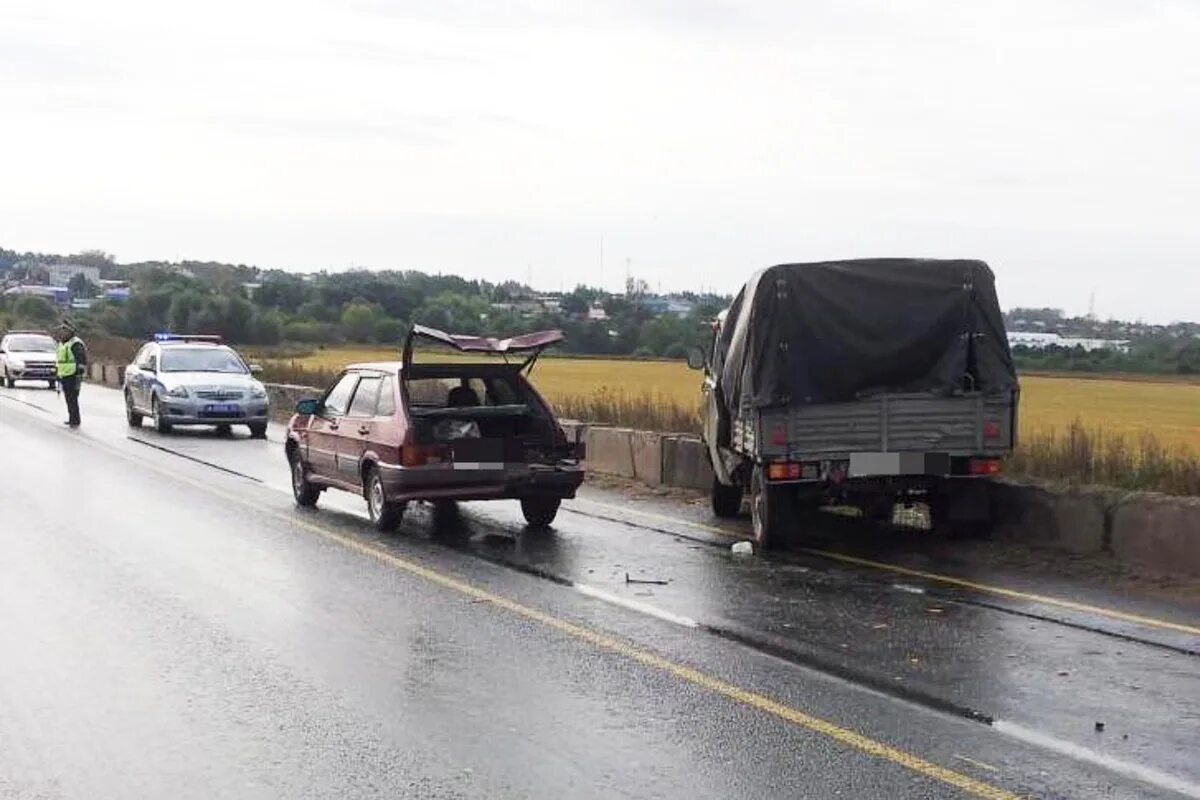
[715,259,1017,413]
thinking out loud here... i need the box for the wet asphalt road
[2,383,1199,799]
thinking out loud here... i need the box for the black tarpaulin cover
[713,259,1017,416]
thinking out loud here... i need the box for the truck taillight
[766,462,819,481]
[969,458,1002,476]
[770,423,787,446]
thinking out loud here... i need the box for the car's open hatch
[402,324,564,373]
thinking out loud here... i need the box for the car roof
[347,361,402,371]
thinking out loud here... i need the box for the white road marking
[993,719,1200,799]
[574,584,699,628]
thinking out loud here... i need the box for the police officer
[55,321,88,427]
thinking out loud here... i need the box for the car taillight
[983,421,1001,440]
[968,458,1002,476]
[401,444,445,467]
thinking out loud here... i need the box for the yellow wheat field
[276,347,1200,452]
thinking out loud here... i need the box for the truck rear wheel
[711,478,743,519]
[750,466,795,549]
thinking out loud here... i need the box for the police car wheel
[248,423,268,439]
[3,371,13,388]
[47,380,57,390]
[290,453,320,507]
[152,397,172,434]
[125,393,143,427]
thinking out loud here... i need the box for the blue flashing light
[154,333,180,341]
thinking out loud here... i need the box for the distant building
[1007,331,1131,353]
[4,285,70,306]
[587,304,608,321]
[46,264,101,287]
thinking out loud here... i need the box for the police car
[123,334,270,437]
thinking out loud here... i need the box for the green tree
[341,302,378,343]
[68,273,99,299]
[13,295,56,324]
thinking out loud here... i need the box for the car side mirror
[295,398,321,416]
[686,347,706,370]
[249,364,263,374]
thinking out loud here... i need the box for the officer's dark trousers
[62,374,81,425]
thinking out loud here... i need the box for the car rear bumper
[379,461,585,503]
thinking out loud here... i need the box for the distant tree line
[0,251,728,359]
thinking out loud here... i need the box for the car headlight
[249,383,267,399]
[165,385,189,398]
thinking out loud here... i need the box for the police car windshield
[7,335,55,352]
[161,347,247,374]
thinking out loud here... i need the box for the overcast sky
[2,0,1197,321]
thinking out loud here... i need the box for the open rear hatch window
[402,324,564,373]
[400,326,571,464]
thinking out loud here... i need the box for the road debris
[731,541,754,556]
[625,573,668,586]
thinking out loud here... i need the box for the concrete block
[629,430,663,486]
[265,383,322,422]
[1111,494,1200,577]
[991,482,1111,555]
[662,435,714,490]
[585,427,637,478]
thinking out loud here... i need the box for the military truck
[689,259,1019,548]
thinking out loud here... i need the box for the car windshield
[7,335,55,352]
[161,347,247,374]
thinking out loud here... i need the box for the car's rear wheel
[520,496,561,529]
[711,477,743,518]
[365,467,404,532]
[289,451,320,508]
[125,391,142,427]
[151,397,172,434]
[248,422,268,439]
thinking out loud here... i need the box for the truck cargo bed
[738,391,1017,460]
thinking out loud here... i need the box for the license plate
[205,403,239,414]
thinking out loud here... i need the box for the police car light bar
[153,333,224,344]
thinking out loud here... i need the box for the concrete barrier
[1111,494,1200,577]
[991,482,1118,556]
[266,383,321,422]
[662,435,714,491]
[585,427,637,478]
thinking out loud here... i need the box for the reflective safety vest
[56,337,82,378]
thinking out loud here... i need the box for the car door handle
[357,425,371,436]
[329,421,339,430]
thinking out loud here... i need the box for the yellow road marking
[571,498,1200,638]
[802,549,1200,638]
[2,417,1023,800]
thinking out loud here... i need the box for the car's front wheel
[520,496,561,529]
[248,422,268,439]
[365,467,404,532]
[290,451,320,508]
[125,391,142,427]
[151,397,172,434]
[47,380,57,391]
[3,369,14,388]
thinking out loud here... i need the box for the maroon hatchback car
[285,325,585,531]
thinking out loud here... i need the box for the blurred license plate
[205,403,238,414]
